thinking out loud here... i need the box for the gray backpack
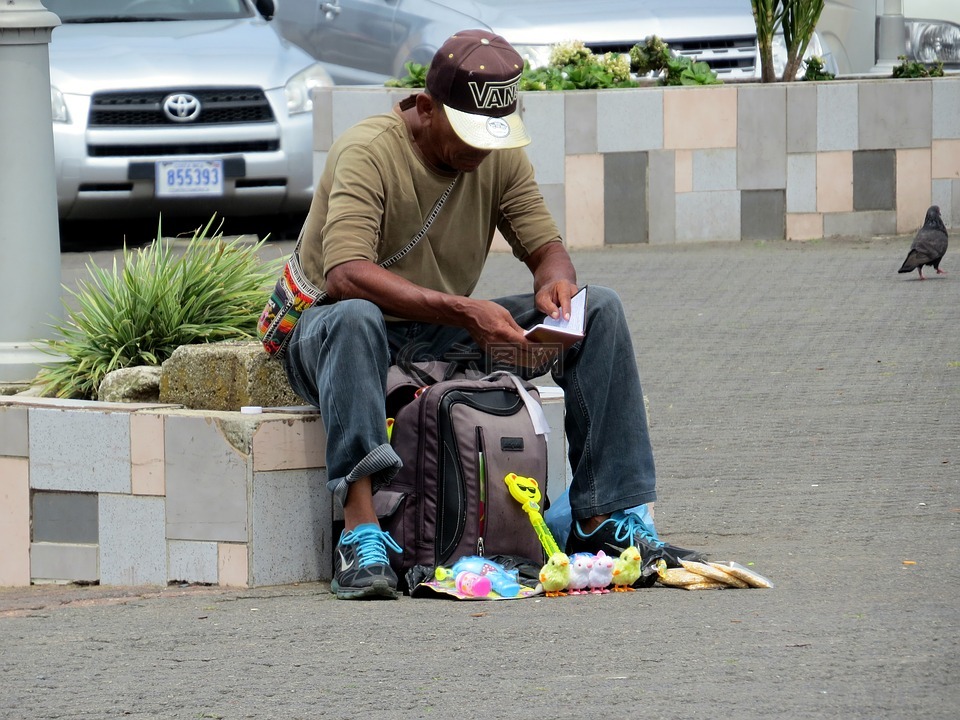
[373,361,549,576]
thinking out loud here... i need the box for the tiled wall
[312,77,960,246]
[0,396,332,588]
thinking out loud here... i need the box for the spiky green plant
[34,216,283,399]
[781,0,826,81]
[752,0,827,82]
[751,0,783,83]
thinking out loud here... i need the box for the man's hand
[525,241,579,324]
[535,278,579,323]
[465,299,559,369]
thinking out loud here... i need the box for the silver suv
[273,0,835,84]
[46,0,332,229]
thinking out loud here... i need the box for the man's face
[427,102,492,173]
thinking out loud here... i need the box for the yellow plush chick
[539,552,571,597]
[611,546,643,592]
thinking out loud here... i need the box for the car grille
[88,88,275,126]
[586,36,758,79]
[89,140,280,157]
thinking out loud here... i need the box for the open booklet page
[523,286,587,347]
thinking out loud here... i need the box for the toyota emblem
[162,93,201,122]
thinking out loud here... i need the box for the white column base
[0,341,57,383]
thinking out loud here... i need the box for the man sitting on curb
[282,29,705,599]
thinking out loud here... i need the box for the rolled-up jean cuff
[326,443,403,508]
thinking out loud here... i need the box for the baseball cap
[425,30,531,150]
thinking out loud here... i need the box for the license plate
[155,160,223,197]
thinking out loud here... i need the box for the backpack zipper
[476,426,487,556]
[415,383,432,557]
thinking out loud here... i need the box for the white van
[819,0,960,74]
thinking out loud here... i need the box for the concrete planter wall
[0,391,567,588]
[0,396,333,588]
[312,77,960,246]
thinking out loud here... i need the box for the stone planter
[0,387,568,589]
[0,395,333,588]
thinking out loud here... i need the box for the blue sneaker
[331,524,402,600]
[566,510,705,570]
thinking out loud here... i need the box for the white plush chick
[588,550,615,594]
[567,553,593,595]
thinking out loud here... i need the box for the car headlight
[511,44,554,71]
[51,86,69,123]
[768,30,838,78]
[906,20,960,64]
[285,63,333,115]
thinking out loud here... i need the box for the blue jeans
[282,285,657,520]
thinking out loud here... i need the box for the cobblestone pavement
[2,237,957,719]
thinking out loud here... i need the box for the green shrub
[520,48,638,90]
[516,40,639,90]
[629,35,672,76]
[34,216,282,399]
[802,55,835,81]
[521,46,640,91]
[892,55,945,78]
[630,36,721,86]
[384,60,429,88]
[663,56,723,86]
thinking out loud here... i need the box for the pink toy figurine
[455,571,492,597]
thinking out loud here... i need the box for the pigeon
[899,205,948,280]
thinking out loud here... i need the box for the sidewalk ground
[2,236,957,719]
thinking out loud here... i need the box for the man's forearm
[527,240,577,295]
[325,259,478,326]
